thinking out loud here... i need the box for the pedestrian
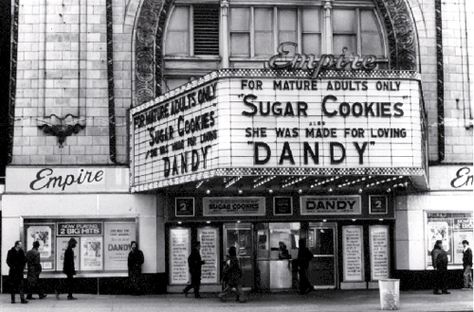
[183,242,205,298]
[297,238,313,294]
[128,241,144,295]
[431,239,450,295]
[6,241,28,304]
[26,241,47,300]
[278,241,291,260]
[462,240,473,289]
[218,246,245,302]
[56,238,78,300]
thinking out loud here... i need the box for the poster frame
[369,225,390,281]
[169,227,191,285]
[25,223,55,271]
[197,226,220,284]
[175,197,195,217]
[369,195,388,215]
[80,236,104,271]
[342,225,365,282]
[273,196,293,216]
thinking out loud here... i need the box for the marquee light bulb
[206,189,211,194]
[238,189,243,194]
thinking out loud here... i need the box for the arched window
[163,0,387,91]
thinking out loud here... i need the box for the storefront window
[24,219,137,273]
[426,212,473,266]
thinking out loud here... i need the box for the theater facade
[2,0,472,294]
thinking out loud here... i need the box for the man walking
[26,241,47,300]
[56,238,78,300]
[183,242,205,298]
[6,241,28,304]
[462,240,473,289]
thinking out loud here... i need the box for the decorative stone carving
[37,114,86,147]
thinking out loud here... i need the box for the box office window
[426,212,473,267]
[24,220,137,273]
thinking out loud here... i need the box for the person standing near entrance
[56,238,78,300]
[297,238,313,294]
[7,241,28,304]
[128,241,145,295]
[26,241,47,300]
[462,240,473,289]
[219,246,245,302]
[431,240,450,295]
[183,242,205,298]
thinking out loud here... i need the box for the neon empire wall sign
[268,42,378,78]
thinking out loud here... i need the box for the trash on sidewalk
[378,279,400,310]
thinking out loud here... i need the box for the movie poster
[104,222,136,270]
[26,224,54,270]
[80,237,103,271]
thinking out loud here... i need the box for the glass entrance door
[223,223,254,288]
[307,222,337,288]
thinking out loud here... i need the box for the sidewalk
[1,289,472,312]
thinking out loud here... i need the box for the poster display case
[24,219,137,273]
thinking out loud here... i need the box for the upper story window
[164,4,220,57]
[163,0,388,91]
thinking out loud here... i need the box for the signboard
[130,69,424,192]
[369,225,390,280]
[58,222,102,236]
[56,237,79,272]
[80,236,103,271]
[369,195,388,214]
[426,212,473,266]
[273,197,293,216]
[6,167,129,193]
[429,166,474,191]
[300,195,361,215]
[342,226,364,282]
[104,222,136,271]
[198,227,219,284]
[175,197,195,217]
[203,197,266,216]
[169,228,190,284]
[26,224,54,271]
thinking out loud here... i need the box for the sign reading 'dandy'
[300,196,361,215]
[130,69,423,191]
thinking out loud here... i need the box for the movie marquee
[130,69,426,192]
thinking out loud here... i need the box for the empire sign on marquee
[130,69,425,191]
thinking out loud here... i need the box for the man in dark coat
[462,240,473,289]
[56,238,77,300]
[297,238,314,294]
[7,241,28,304]
[128,241,144,295]
[431,240,450,295]
[183,242,205,298]
[26,241,47,300]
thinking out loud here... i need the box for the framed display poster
[26,224,54,271]
[198,227,219,284]
[169,228,191,284]
[369,225,390,281]
[175,197,195,217]
[80,236,103,271]
[369,195,388,215]
[426,212,473,266]
[273,197,293,216]
[104,222,136,271]
[56,237,80,272]
[342,226,364,282]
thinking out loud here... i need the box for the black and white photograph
[0,0,472,311]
